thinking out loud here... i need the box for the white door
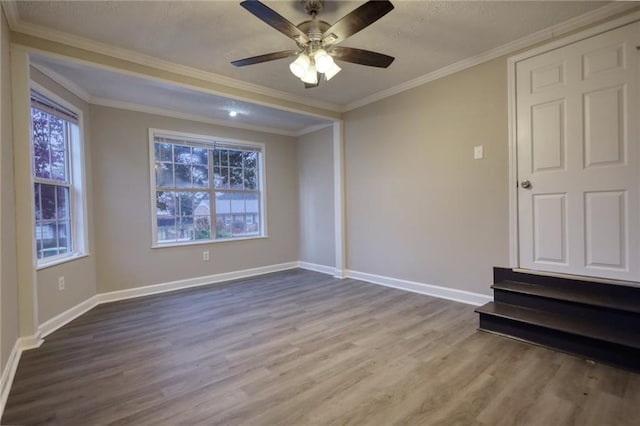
[517,22,640,281]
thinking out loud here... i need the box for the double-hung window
[150,130,265,246]
[31,90,86,264]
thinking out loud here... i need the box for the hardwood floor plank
[2,269,638,425]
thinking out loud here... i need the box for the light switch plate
[474,145,483,160]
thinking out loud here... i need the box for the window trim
[148,128,268,248]
[30,82,89,268]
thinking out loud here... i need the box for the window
[31,91,86,263]
[151,130,265,246]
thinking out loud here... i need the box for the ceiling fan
[231,0,395,88]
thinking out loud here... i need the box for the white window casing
[30,83,88,269]
[149,128,267,248]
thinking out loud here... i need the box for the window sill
[36,252,90,271]
[152,235,269,249]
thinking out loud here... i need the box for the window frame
[30,82,89,269]
[148,128,268,248]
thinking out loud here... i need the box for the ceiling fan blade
[322,0,394,45]
[331,46,394,68]
[240,0,309,44]
[231,50,299,67]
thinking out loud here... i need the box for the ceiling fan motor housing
[297,20,331,48]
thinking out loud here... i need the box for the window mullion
[37,184,42,258]
[47,115,53,181]
[53,184,59,255]
[65,122,72,185]
[33,177,68,186]
[65,122,74,253]
[209,147,217,240]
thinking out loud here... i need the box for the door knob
[521,180,532,189]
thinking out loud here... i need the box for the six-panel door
[516,22,640,281]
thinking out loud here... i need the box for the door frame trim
[507,10,640,268]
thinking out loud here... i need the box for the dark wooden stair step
[492,280,640,314]
[494,267,640,300]
[475,302,640,350]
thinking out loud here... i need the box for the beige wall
[1,8,18,370]
[90,105,299,293]
[297,126,335,268]
[344,57,510,296]
[30,67,97,324]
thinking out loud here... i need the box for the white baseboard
[17,333,44,351]
[97,261,299,304]
[0,334,44,418]
[333,269,347,279]
[298,263,491,306]
[0,340,20,417]
[38,296,99,339]
[30,262,489,348]
[34,262,299,342]
[298,261,337,276]
[346,270,492,306]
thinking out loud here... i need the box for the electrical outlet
[58,276,65,291]
[203,251,210,261]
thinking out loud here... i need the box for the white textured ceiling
[30,54,333,135]
[14,1,620,134]
[15,1,611,107]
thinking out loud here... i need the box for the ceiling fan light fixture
[314,49,334,73]
[301,64,318,84]
[289,54,310,79]
[324,62,342,81]
[233,0,396,88]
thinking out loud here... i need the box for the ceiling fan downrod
[302,0,324,16]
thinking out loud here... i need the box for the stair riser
[493,267,640,306]
[478,313,640,374]
[493,289,640,330]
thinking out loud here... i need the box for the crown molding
[30,63,91,102]
[1,1,19,28]
[91,97,298,137]
[8,19,343,114]
[31,63,332,137]
[509,8,640,65]
[7,2,637,115]
[343,2,638,112]
[31,55,334,137]
[295,122,333,137]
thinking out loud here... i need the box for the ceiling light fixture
[324,62,342,81]
[301,61,319,85]
[229,111,238,117]
[289,51,341,85]
[289,54,311,79]
[313,49,333,73]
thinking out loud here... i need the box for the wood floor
[3,269,639,425]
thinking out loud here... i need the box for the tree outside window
[152,132,265,246]
[31,93,81,261]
